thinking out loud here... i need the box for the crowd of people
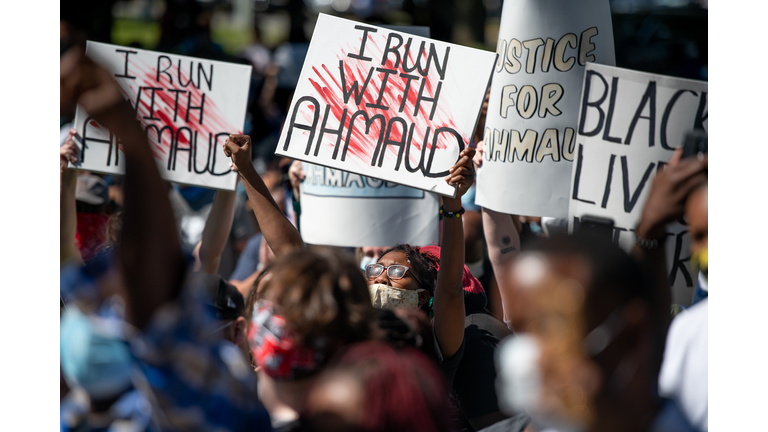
[59,21,708,432]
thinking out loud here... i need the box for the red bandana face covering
[75,213,111,263]
[248,300,323,380]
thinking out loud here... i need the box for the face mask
[359,255,378,271]
[60,306,133,401]
[248,300,324,380]
[691,247,708,283]
[367,283,425,310]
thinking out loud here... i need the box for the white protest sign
[569,63,708,304]
[274,14,497,197]
[72,41,252,190]
[475,0,615,217]
[298,163,439,247]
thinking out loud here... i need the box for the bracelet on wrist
[440,206,465,218]
[635,231,665,250]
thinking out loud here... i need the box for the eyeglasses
[365,264,411,280]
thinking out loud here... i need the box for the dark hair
[526,233,665,375]
[526,233,654,325]
[260,248,375,355]
[378,244,439,294]
[307,341,451,432]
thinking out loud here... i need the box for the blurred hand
[60,129,80,174]
[60,47,123,118]
[288,159,305,198]
[473,140,484,170]
[637,149,708,239]
[444,147,476,206]
[223,134,253,175]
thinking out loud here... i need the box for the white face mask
[367,283,425,310]
[496,335,587,432]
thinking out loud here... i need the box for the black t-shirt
[452,312,513,425]
[432,318,467,389]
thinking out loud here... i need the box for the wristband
[439,206,465,218]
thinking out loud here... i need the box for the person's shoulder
[465,312,513,341]
[477,413,531,432]
[667,299,708,341]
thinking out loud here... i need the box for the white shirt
[659,298,708,431]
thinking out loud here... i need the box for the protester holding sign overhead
[275,14,495,198]
[570,63,708,305]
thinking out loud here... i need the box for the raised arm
[61,48,185,329]
[634,149,708,326]
[224,134,304,257]
[60,130,82,266]
[481,208,521,326]
[433,147,476,359]
[197,187,237,274]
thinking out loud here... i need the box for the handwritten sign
[475,0,615,217]
[299,163,438,247]
[72,41,252,190]
[569,63,708,304]
[274,14,497,197]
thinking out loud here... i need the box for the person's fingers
[668,147,683,168]
[674,172,708,201]
[446,175,466,185]
[223,139,240,157]
[670,157,708,187]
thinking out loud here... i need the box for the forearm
[238,165,304,257]
[433,197,466,358]
[482,208,520,273]
[96,101,185,329]
[633,221,672,329]
[199,189,237,274]
[60,168,82,265]
[482,208,520,324]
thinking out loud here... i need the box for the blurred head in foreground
[496,234,662,432]
[302,341,451,432]
[247,248,375,413]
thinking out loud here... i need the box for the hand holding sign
[444,147,476,209]
[636,149,708,240]
[223,134,253,175]
[61,129,81,173]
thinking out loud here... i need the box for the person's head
[302,341,451,432]
[249,248,375,382]
[686,182,708,264]
[199,273,247,346]
[365,244,438,311]
[75,173,109,214]
[496,234,660,432]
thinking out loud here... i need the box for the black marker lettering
[114,49,137,79]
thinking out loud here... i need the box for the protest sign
[569,63,708,304]
[298,163,439,247]
[475,0,615,217]
[274,14,497,197]
[72,41,252,190]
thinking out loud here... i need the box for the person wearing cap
[60,128,114,264]
[198,272,248,347]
